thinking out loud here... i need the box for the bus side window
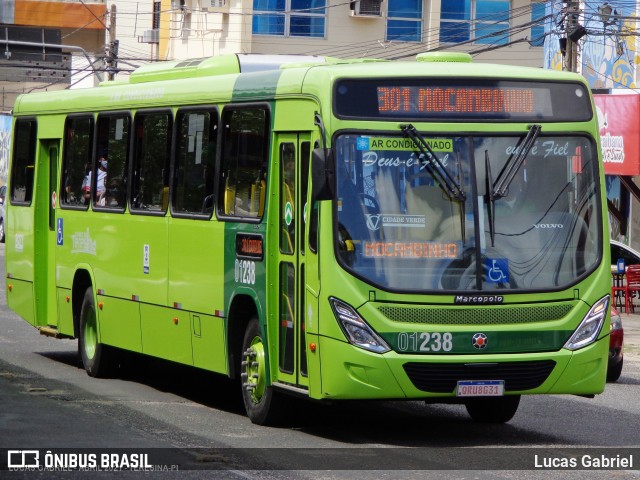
[131,111,172,213]
[218,107,269,219]
[10,118,38,205]
[172,109,218,216]
[60,116,93,208]
[95,113,130,210]
[280,143,295,254]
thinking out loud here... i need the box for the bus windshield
[334,132,601,292]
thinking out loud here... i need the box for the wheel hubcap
[242,336,266,404]
[83,308,97,360]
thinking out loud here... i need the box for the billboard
[594,94,640,176]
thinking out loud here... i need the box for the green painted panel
[6,278,35,326]
[5,207,35,281]
[379,330,574,355]
[545,337,608,394]
[191,313,227,374]
[305,333,322,398]
[56,288,74,337]
[273,100,316,132]
[98,295,142,353]
[56,212,169,306]
[167,217,225,315]
[222,222,268,314]
[319,336,404,400]
[140,304,193,366]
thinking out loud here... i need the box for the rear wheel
[240,317,284,425]
[464,395,520,423]
[78,287,111,377]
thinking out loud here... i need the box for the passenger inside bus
[95,157,108,206]
[81,162,92,205]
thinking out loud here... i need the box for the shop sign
[594,94,640,176]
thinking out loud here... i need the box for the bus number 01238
[397,332,453,352]
[234,259,256,285]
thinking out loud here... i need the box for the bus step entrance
[38,326,72,339]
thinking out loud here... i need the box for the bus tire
[464,395,520,423]
[78,287,111,378]
[607,358,623,383]
[240,316,284,425]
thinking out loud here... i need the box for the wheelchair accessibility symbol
[485,258,509,283]
[56,218,63,246]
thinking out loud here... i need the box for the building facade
[141,0,546,68]
[0,0,108,111]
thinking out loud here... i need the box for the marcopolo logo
[454,295,504,305]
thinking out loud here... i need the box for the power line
[10,1,640,90]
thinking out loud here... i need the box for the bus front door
[275,133,311,391]
[33,139,60,328]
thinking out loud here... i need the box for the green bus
[6,52,611,425]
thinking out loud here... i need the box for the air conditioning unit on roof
[205,0,229,12]
[350,0,383,17]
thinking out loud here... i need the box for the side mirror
[311,148,334,201]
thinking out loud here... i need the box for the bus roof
[12,53,587,116]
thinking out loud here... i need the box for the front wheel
[78,287,112,377]
[464,395,520,423]
[240,317,285,425]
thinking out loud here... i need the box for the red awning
[594,94,640,176]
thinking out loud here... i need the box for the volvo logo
[534,223,564,229]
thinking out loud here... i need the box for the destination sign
[378,86,534,116]
[363,241,459,259]
[334,79,592,122]
[236,233,264,260]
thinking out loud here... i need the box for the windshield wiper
[492,124,541,198]
[485,150,497,246]
[401,124,466,202]
[401,124,466,242]
[486,124,541,247]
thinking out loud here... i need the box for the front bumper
[317,334,608,400]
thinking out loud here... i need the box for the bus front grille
[403,360,556,393]
[378,304,573,325]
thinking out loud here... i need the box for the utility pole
[564,0,582,73]
[106,4,118,80]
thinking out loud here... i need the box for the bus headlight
[563,296,610,351]
[329,298,390,354]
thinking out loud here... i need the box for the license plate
[456,380,504,397]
